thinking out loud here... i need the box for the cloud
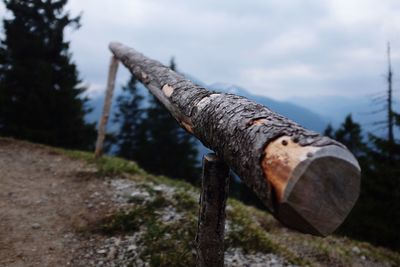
[1,0,400,100]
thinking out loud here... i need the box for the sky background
[1,0,400,101]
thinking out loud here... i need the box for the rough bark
[196,153,230,267]
[94,56,119,159]
[109,42,361,236]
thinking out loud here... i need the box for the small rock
[114,238,121,246]
[153,185,163,192]
[352,246,361,254]
[361,255,366,260]
[127,245,137,251]
[91,192,100,198]
[31,223,41,229]
[97,249,107,254]
[130,191,150,200]
[107,247,117,260]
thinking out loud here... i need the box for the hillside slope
[0,138,399,267]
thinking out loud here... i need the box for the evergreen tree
[323,116,366,158]
[330,44,400,250]
[140,58,199,183]
[323,124,334,138]
[113,75,145,160]
[0,0,95,149]
[361,44,400,248]
[334,115,366,158]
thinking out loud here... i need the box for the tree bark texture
[196,153,230,267]
[95,56,119,159]
[109,42,361,236]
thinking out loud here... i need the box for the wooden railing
[96,42,361,266]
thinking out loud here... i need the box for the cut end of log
[262,136,361,236]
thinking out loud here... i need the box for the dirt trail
[0,139,111,267]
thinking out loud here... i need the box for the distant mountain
[288,95,394,137]
[208,82,327,132]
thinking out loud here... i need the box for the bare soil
[0,139,112,267]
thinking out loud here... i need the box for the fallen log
[109,42,361,236]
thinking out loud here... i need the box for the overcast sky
[1,0,400,100]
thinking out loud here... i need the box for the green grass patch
[97,194,169,235]
[140,216,197,267]
[225,199,308,266]
[172,190,198,213]
[56,148,145,176]
[96,191,197,266]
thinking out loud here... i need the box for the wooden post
[196,153,230,267]
[94,56,119,159]
[108,42,361,236]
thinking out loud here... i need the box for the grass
[225,199,309,266]
[95,189,197,266]
[91,178,306,266]
[58,149,145,176]
[8,139,398,267]
[58,148,196,192]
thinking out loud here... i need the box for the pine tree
[323,116,366,158]
[323,124,334,138]
[334,115,366,157]
[113,75,145,160]
[140,58,199,183]
[334,44,400,249]
[0,0,95,149]
[363,44,400,248]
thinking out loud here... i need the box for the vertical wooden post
[196,153,230,267]
[94,56,119,159]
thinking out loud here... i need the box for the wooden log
[196,153,230,267]
[109,42,361,236]
[94,55,119,159]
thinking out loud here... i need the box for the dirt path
[0,139,112,267]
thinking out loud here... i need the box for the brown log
[94,56,119,159]
[196,153,230,267]
[109,42,361,236]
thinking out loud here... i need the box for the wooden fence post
[196,153,230,267]
[94,55,119,159]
